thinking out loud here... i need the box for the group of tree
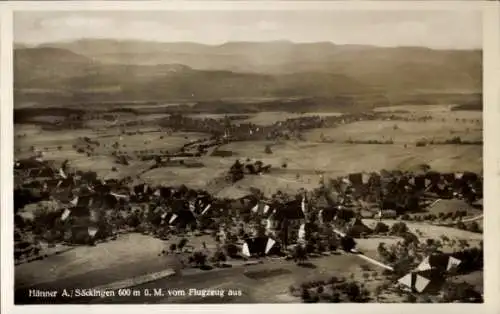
[373,222,390,234]
[344,139,394,145]
[295,276,371,303]
[377,242,418,276]
[456,221,482,233]
[228,160,245,183]
[441,282,483,303]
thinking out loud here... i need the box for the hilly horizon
[14,39,482,106]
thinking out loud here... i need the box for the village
[14,104,484,304]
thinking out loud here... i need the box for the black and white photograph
[3,1,498,309]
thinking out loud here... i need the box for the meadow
[14,104,482,196]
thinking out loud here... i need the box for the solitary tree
[293,244,308,265]
[211,248,227,266]
[191,251,208,267]
[178,238,189,251]
[169,243,177,254]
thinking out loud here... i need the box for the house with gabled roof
[397,269,446,294]
[345,217,373,238]
[415,254,462,274]
[272,198,306,222]
[241,236,280,258]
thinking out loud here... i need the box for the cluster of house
[13,153,483,263]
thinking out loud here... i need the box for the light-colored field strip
[92,269,176,291]
[433,214,483,226]
[355,253,394,271]
[461,214,483,222]
[332,229,346,237]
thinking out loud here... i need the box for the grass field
[373,104,457,113]
[356,219,482,270]
[15,232,220,290]
[374,105,482,122]
[15,233,172,288]
[217,140,482,174]
[15,124,210,179]
[361,219,482,255]
[138,138,482,196]
[141,166,228,190]
[92,252,387,304]
[450,271,483,294]
[304,120,482,144]
[421,199,482,217]
[14,106,482,197]
[16,125,207,157]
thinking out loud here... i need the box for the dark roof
[165,210,197,225]
[346,218,373,237]
[442,173,455,183]
[170,199,189,212]
[348,173,363,186]
[462,172,479,182]
[95,194,120,209]
[243,236,278,255]
[315,194,332,209]
[472,198,483,207]
[75,195,93,208]
[319,208,337,222]
[427,254,453,272]
[273,199,305,220]
[15,158,47,170]
[155,187,174,198]
[133,183,152,195]
[401,269,446,294]
[244,237,268,255]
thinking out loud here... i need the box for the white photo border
[1,1,499,314]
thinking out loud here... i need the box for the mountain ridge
[14,41,482,106]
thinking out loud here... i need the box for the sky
[14,10,482,49]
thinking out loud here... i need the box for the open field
[356,219,483,269]
[15,119,482,193]
[373,104,459,113]
[141,166,228,190]
[15,232,222,291]
[373,104,482,121]
[305,120,482,144]
[15,124,210,179]
[361,219,483,254]
[419,199,482,217]
[15,125,208,157]
[364,219,483,242]
[89,252,386,304]
[451,271,483,295]
[216,140,482,174]
[15,233,173,289]
[136,137,481,196]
